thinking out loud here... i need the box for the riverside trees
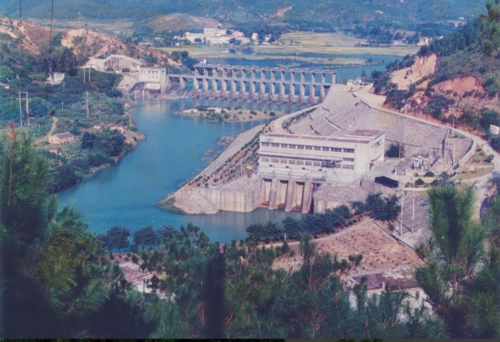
[0,125,156,337]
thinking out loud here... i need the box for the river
[58,55,399,243]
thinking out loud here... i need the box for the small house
[48,132,75,144]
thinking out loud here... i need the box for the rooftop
[53,132,74,139]
[262,131,384,144]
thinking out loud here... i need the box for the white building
[138,67,168,93]
[46,72,65,85]
[85,55,143,72]
[257,130,385,179]
[203,27,225,37]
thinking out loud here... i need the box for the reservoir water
[58,56,399,243]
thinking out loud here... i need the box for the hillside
[147,13,219,32]
[372,2,500,150]
[0,0,486,29]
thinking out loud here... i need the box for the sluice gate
[261,178,315,214]
[167,64,336,105]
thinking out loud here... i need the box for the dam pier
[166,64,336,105]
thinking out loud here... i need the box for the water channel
[58,55,399,243]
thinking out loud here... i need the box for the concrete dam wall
[168,176,316,215]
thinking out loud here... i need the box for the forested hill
[371,0,500,152]
[0,0,486,28]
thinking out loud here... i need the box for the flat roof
[53,132,74,139]
[261,131,384,144]
[347,129,384,138]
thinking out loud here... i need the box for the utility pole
[18,91,29,126]
[25,92,29,126]
[400,190,404,236]
[412,191,415,234]
[19,92,23,126]
[398,142,402,175]
[86,91,89,119]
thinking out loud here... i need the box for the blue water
[206,54,399,83]
[58,56,394,243]
[58,98,307,243]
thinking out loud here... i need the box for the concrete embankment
[158,124,265,214]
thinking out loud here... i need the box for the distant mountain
[0,0,487,29]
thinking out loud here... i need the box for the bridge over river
[166,64,336,105]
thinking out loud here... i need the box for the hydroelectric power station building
[257,130,386,180]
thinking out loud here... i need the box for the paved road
[353,85,500,219]
[270,104,320,134]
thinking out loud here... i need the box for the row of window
[261,142,354,153]
[141,70,161,75]
[262,157,354,169]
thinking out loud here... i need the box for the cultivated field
[272,220,424,275]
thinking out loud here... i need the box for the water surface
[58,57,395,242]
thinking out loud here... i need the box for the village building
[85,55,143,72]
[48,132,75,144]
[46,72,65,85]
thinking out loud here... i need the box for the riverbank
[35,96,147,193]
[176,106,286,122]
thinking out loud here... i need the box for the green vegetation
[3,126,500,338]
[372,1,500,152]
[0,0,485,30]
[0,20,147,192]
[385,142,404,158]
[415,183,500,338]
[246,193,400,241]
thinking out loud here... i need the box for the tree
[100,225,130,252]
[133,224,158,248]
[0,123,112,337]
[0,65,14,83]
[481,0,500,55]
[415,184,490,337]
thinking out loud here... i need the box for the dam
[166,64,336,105]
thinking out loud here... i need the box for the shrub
[424,171,435,177]
[415,178,425,186]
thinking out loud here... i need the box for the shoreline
[175,106,286,123]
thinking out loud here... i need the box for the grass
[455,166,495,179]
[157,31,418,62]
[29,18,135,36]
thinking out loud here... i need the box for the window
[343,165,354,169]
[271,158,279,163]
[314,146,321,151]
[306,146,313,150]
[334,163,342,168]
[313,161,321,166]
[344,148,355,153]
[280,159,287,164]
[288,159,296,165]
[289,144,296,149]
[296,160,304,165]
[322,147,329,151]
[297,145,305,149]
[331,147,342,152]
[271,143,279,147]
[262,157,270,162]
[280,144,288,148]
[261,142,270,147]
[305,161,312,166]
[343,158,354,162]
